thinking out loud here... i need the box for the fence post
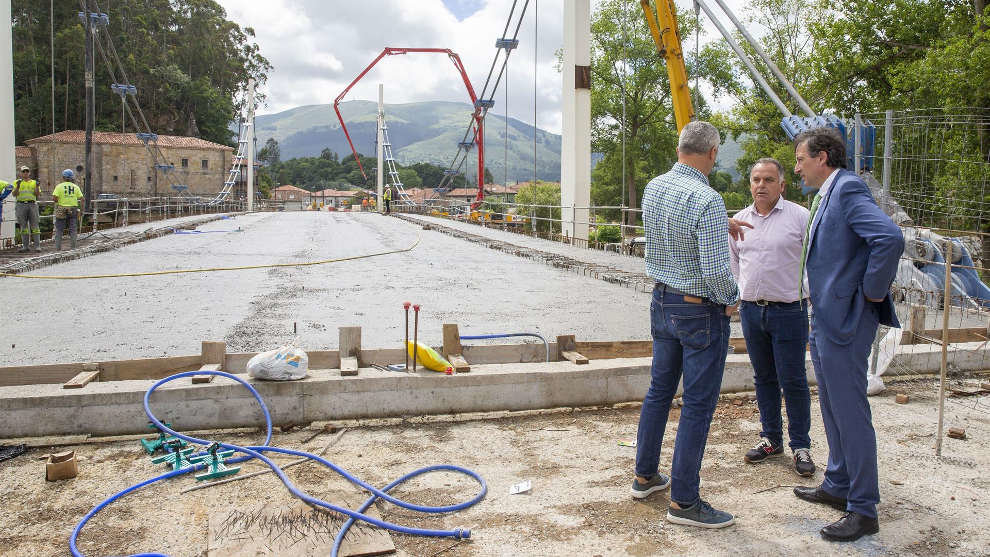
[882,109,893,201]
[935,241,953,457]
[854,113,862,174]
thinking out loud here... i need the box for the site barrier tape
[1,236,420,280]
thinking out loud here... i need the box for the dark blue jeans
[739,300,811,451]
[635,288,729,507]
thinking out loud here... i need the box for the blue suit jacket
[806,169,904,345]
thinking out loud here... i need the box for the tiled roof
[444,188,482,198]
[15,146,32,158]
[274,185,308,192]
[313,189,357,197]
[25,130,234,151]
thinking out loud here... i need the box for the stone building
[21,131,233,197]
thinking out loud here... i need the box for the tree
[258,138,280,166]
[11,0,271,145]
[589,0,737,225]
[514,181,561,235]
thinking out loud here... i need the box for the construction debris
[947,427,967,440]
[45,450,78,481]
[896,393,910,404]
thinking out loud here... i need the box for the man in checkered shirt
[630,121,740,529]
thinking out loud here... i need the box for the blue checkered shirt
[642,162,739,305]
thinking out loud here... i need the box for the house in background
[22,131,232,197]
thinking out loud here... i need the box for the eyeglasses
[20,170,29,172]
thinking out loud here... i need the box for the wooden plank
[442,323,463,358]
[339,327,361,376]
[192,363,220,384]
[207,496,394,557]
[560,350,589,365]
[449,354,471,373]
[904,304,927,344]
[913,327,989,345]
[575,340,651,359]
[62,370,99,389]
[340,356,359,376]
[201,341,226,365]
[96,355,202,382]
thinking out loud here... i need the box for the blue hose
[69,370,486,557]
[460,332,550,362]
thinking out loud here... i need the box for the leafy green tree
[589,0,738,225]
[514,181,561,235]
[258,138,280,166]
[11,0,270,145]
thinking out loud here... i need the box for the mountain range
[252,100,742,182]
[253,100,562,182]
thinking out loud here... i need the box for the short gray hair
[750,157,784,181]
[678,121,720,155]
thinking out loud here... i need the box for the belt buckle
[755,299,769,307]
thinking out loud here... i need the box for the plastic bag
[247,343,309,380]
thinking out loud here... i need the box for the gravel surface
[1,377,986,556]
[0,211,656,366]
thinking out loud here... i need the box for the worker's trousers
[15,201,40,250]
[54,208,79,251]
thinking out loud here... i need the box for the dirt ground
[1,375,987,557]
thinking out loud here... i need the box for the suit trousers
[809,302,881,518]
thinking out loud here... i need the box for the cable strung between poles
[2,236,420,280]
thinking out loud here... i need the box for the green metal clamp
[188,442,240,481]
[139,421,188,455]
[150,439,195,471]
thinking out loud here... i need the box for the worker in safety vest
[12,165,41,252]
[0,178,11,249]
[52,169,84,251]
[383,187,392,214]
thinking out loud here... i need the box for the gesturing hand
[728,218,754,241]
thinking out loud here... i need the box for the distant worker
[383,187,392,214]
[12,165,41,252]
[633,121,738,529]
[52,169,84,251]
[0,177,11,245]
[361,197,369,210]
[729,158,815,477]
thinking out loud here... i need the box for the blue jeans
[635,288,730,507]
[739,300,811,451]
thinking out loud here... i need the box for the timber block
[192,363,221,384]
[63,369,100,389]
[442,324,470,372]
[557,335,589,365]
[339,327,361,376]
[340,356,359,376]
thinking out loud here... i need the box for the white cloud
[216,0,755,136]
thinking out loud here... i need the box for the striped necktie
[799,191,823,300]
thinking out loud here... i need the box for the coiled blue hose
[460,332,550,362]
[69,370,486,557]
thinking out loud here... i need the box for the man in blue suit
[791,128,903,542]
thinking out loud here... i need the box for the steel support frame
[333,47,485,204]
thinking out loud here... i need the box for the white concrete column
[0,1,15,242]
[377,84,384,213]
[245,78,256,212]
[561,0,591,245]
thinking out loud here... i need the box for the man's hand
[728,218,754,241]
[725,304,738,317]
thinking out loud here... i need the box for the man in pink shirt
[729,158,816,477]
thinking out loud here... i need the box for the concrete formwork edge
[1,340,984,439]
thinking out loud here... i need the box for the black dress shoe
[793,485,848,511]
[820,512,879,542]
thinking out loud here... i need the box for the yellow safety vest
[14,178,38,202]
[53,181,82,207]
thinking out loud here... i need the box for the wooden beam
[339,327,361,376]
[192,363,221,384]
[442,324,470,372]
[557,335,589,364]
[903,304,926,344]
[202,341,225,365]
[62,369,99,389]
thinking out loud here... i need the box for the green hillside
[254,101,562,182]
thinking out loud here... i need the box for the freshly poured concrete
[0,211,659,367]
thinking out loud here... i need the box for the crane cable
[1,236,421,280]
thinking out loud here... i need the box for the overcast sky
[215,0,749,135]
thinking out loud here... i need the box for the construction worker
[383,187,392,214]
[12,165,41,252]
[0,178,11,246]
[52,169,84,251]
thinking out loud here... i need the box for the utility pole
[0,0,15,245]
[245,78,256,211]
[83,6,95,211]
[377,84,384,213]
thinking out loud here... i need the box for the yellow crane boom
[640,0,694,133]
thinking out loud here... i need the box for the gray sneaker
[666,499,735,528]
[631,473,671,499]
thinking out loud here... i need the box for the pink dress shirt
[729,196,810,303]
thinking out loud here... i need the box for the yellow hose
[1,236,420,280]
